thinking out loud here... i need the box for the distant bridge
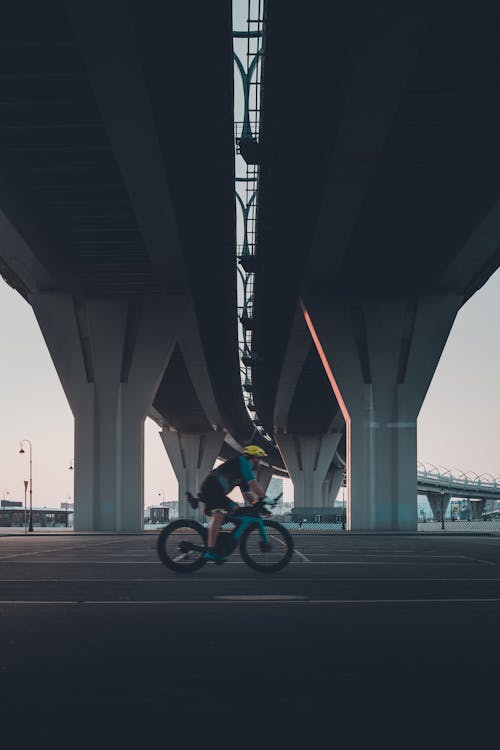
[416,463,500,520]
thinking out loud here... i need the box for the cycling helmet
[243,445,268,458]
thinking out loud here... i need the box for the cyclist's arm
[245,479,266,503]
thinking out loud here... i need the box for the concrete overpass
[0,0,267,529]
[1,1,499,531]
[250,0,500,530]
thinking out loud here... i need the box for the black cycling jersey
[210,455,254,494]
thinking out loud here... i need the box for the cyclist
[198,444,269,562]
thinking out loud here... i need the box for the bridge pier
[256,465,274,495]
[426,492,451,522]
[302,295,461,530]
[160,429,225,518]
[322,466,345,508]
[32,292,184,532]
[275,433,341,508]
[468,498,486,520]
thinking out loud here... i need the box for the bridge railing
[417,462,500,493]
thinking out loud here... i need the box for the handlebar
[259,492,282,507]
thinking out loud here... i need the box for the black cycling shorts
[200,475,237,516]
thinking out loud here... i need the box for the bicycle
[156,493,293,574]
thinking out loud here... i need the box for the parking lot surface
[0,532,498,746]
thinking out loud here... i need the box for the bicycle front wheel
[240,520,294,573]
[157,520,207,573]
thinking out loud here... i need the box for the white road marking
[293,549,310,562]
[0,597,499,606]
[267,532,310,562]
[309,597,500,604]
[214,595,308,601]
[0,538,136,560]
[459,555,498,567]
[1,576,500,583]
[0,559,489,566]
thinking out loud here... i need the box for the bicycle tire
[239,519,294,573]
[157,519,207,573]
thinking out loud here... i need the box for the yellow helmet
[243,444,268,458]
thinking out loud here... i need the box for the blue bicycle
[157,495,293,574]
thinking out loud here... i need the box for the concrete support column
[256,466,274,495]
[468,498,486,520]
[275,433,341,508]
[160,429,225,518]
[427,492,451,522]
[32,292,185,531]
[302,295,461,530]
[323,467,346,507]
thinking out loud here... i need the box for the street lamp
[19,439,33,532]
[23,480,28,534]
[158,489,165,504]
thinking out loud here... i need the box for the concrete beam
[303,0,434,290]
[273,305,313,432]
[67,0,186,290]
[437,196,500,299]
[177,303,223,430]
[0,208,55,295]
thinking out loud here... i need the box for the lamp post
[19,439,33,532]
[23,480,28,534]
[158,489,165,504]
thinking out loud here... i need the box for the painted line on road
[267,533,310,562]
[214,595,308,601]
[0,597,500,606]
[2,577,500,584]
[0,560,487,567]
[459,555,498,567]
[0,538,137,560]
[293,549,310,562]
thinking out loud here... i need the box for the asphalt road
[0,532,499,747]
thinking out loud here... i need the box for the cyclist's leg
[201,477,233,560]
[207,510,225,548]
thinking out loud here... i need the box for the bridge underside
[251,0,500,529]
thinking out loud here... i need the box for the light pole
[23,480,28,534]
[19,439,33,532]
[158,489,165,504]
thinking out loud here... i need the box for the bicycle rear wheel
[157,519,207,573]
[239,520,293,573]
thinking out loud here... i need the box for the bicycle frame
[225,513,270,545]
